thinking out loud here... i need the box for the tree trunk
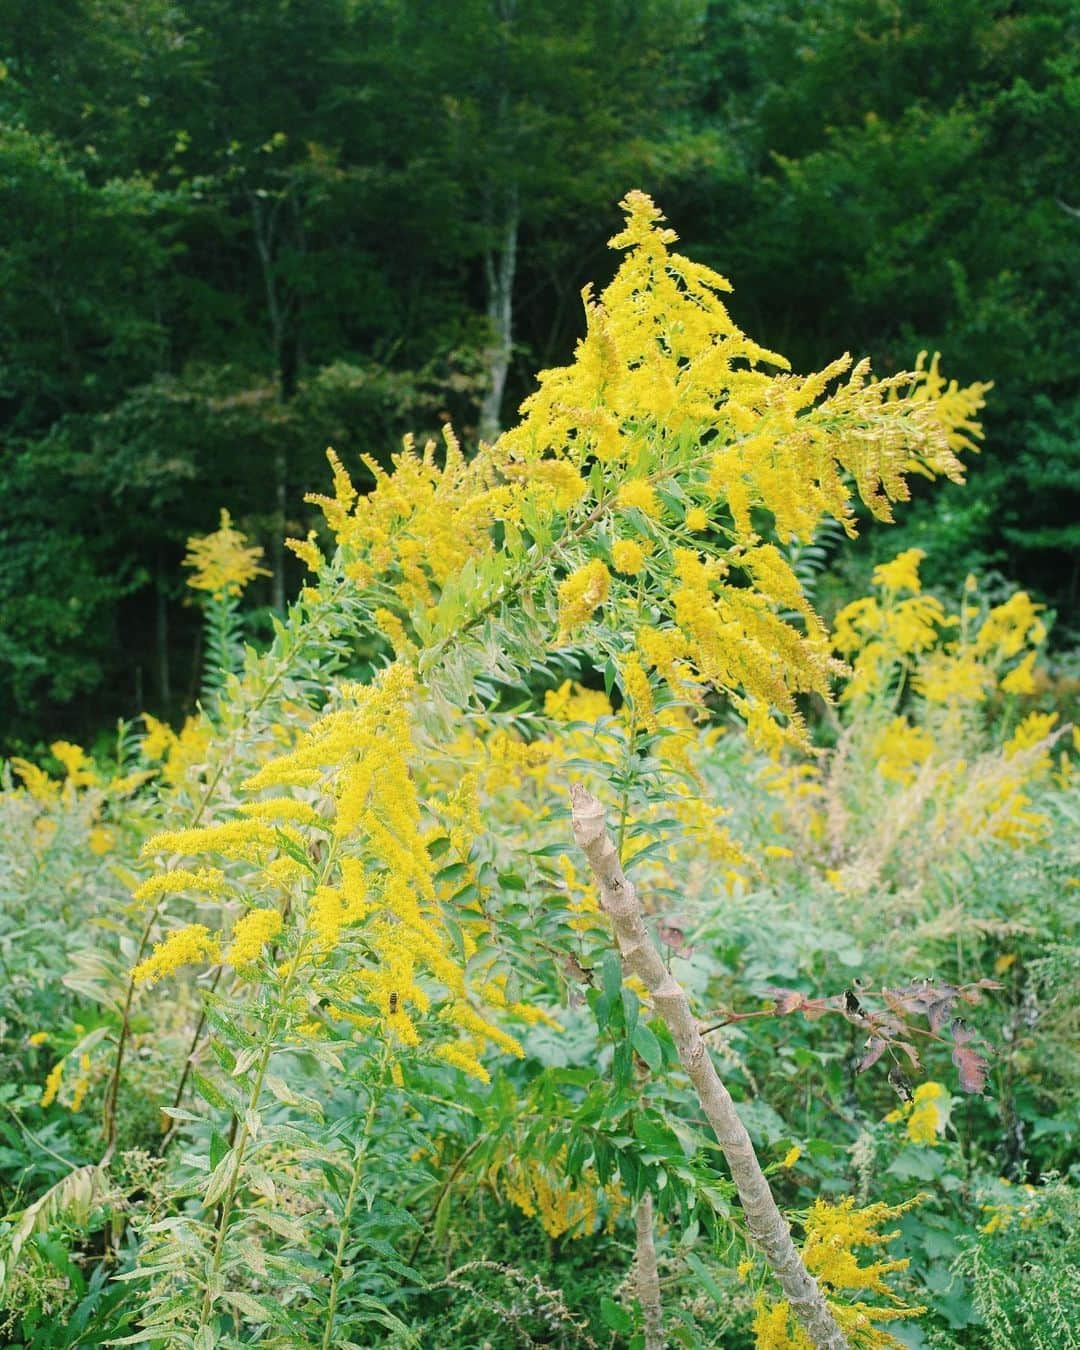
[570,785,848,1350]
[635,1191,664,1350]
[479,191,518,443]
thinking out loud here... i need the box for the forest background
[1,0,1078,756]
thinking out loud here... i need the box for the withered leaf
[858,1036,887,1073]
[888,1066,913,1102]
[951,1018,990,1094]
[768,988,806,1016]
[952,1043,989,1094]
[894,1040,921,1069]
[926,997,955,1034]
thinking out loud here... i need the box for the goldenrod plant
[0,194,1074,1349]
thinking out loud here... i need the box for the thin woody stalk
[635,1192,663,1350]
[570,785,848,1350]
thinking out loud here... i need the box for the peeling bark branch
[635,1191,664,1350]
[570,784,848,1350]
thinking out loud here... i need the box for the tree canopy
[0,0,1076,748]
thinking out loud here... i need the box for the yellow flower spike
[1000,649,1038,696]
[183,508,269,597]
[50,740,99,789]
[611,537,647,575]
[685,506,710,531]
[10,759,60,805]
[619,651,656,732]
[284,530,324,573]
[905,1082,950,1146]
[131,867,227,904]
[141,819,277,863]
[41,1059,64,1109]
[556,560,610,640]
[435,1040,490,1083]
[872,549,925,594]
[131,924,221,986]
[140,714,177,762]
[226,908,284,968]
[616,478,662,518]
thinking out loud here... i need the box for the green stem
[322,1075,383,1349]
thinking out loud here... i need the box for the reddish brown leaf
[952,1043,989,1094]
[894,1040,921,1070]
[927,997,955,1034]
[858,1036,887,1073]
[767,988,806,1016]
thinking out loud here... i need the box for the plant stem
[635,1191,664,1350]
[322,1078,382,1349]
[570,784,848,1350]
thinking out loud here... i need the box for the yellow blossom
[556,560,610,639]
[611,537,647,575]
[226,908,284,967]
[183,508,269,597]
[70,1054,92,1112]
[872,549,924,593]
[132,924,221,985]
[51,741,99,788]
[10,759,59,805]
[141,713,176,762]
[131,868,227,904]
[619,652,656,731]
[616,478,662,518]
[782,1145,801,1168]
[906,1082,950,1145]
[435,1040,490,1083]
[544,680,612,724]
[685,506,710,531]
[88,826,114,855]
[141,819,277,863]
[1000,649,1038,696]
[41,1059,64,1108]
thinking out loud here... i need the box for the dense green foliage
[0,0,1076,748]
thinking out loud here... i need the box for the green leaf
[600,1296,633,1333]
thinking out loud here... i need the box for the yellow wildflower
[782,1145,801,1168]
[556,560,610,639]
[131,867,227,904]
[141,819,277,863]
[435,1040,490,1083]
[28,1031,49,1046]
[685,506,710,531]
[906,1082,950,1145]
[226,908,284,967]
[88,826,114,856]
[41,1059,64,1108]
[617,478,661,518]
[10,759,59,804]
[872,549,925,594]
[132,924,220,985]
[999,649,1038,696]
[141,713,176,762]
[183,508,269,596]
[51,741,99,788]
[611,537,647,575]
[619,652,656,731]
[70,1054,92,1112]
[544,680,612,723]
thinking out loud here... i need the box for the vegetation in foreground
[0,195,1077,1348]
